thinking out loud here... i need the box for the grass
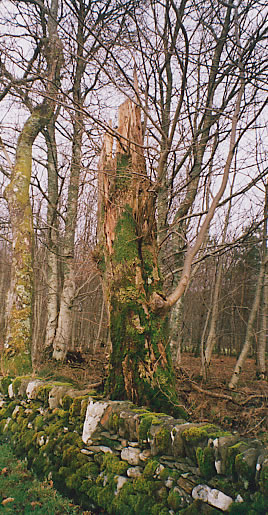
[0,435,85,514]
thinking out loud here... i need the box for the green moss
[259,462,268,496]
[69,395,88,421]
[0,376,13,395]
[196,446,216,479]
[226,442,249,477]
[154,426,170,455]
[101,453,128,475]
[151,505,170,515]
[36,384,53,405]
[133,476,160,496]
[139,413,161,443]
[143,459,159,478]
[235,452,255,484]
[12,377,22,395]
[61,395,73,411]
[109,412,119,433]
[167,488,182,510]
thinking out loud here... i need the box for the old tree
[0,0,267,414]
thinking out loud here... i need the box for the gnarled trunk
[100,100,185,417]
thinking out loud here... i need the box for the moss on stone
[154,426,170,455]
[0,376,13,395]
[196,446,216,479]
[167,488,182,510]
[143,459,159,478]
[101,453,128,475]
[139,413,161,443]
[109,412,119,433]
[259,462,268,497]
[226,442,249,477]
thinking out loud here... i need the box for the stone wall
[0,376,267,514]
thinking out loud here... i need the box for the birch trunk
[4,105,53,374]
[44,120,59,350]
[229,261,265,389]
[52,3,85,361]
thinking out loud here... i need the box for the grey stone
[192,484,233,511]
[115,476,128,494]
[139,449,151,462]
[87,445,113,454]
[127,466,143,478]
[121,447,141,465]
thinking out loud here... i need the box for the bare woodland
[0,0,267,415]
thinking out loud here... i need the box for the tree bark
[3,0,62,375]
[44,120,59,351]
[229,260,265,389]
[4,105,53,374]
[100,100,186,417]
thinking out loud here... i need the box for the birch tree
[2,0,63,374]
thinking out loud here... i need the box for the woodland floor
[38,352,268,445]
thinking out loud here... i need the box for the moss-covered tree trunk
[99,100,185,417]
[4,106,52,374]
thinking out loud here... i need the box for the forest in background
[0,0,267,416]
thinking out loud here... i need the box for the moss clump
[12,377,22,395]
[228,491,267,514]
[101,453,128,475]
[61,395,73,411]
[36,384,53,405]
[109,412,119,433]
[226,442,249,477]
[139,413,161,443]
[196,446,216,479]
[154,426,170,455]
[0,376,13,395]
[143,459,159,478]
[259,462,268,497]
[69,395,88,421]
[182,424,223,445]
[133,476,160,496]
[167,488,182,510]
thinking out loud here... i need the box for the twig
[241,417,266,436]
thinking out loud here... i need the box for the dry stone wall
[0,376,267,514]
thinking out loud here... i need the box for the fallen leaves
[2,497,14,505]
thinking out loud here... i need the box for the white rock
[4,417,11,432]
[81,449,93,455]
[12,405,20,418]
[127,467,143,478]
[116,476,128,494]
[8,383,14,398]
[155,464,165,477]
[192,484,233,512]
[235,494,244,503]
[139,449,151,462]
[121,447,141,465]
[98,446,113,454]
[215,460,221,474]
[82,400,108,444]
[165,478,174,488]
[26,380,43,400]
[38,435,45,446]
